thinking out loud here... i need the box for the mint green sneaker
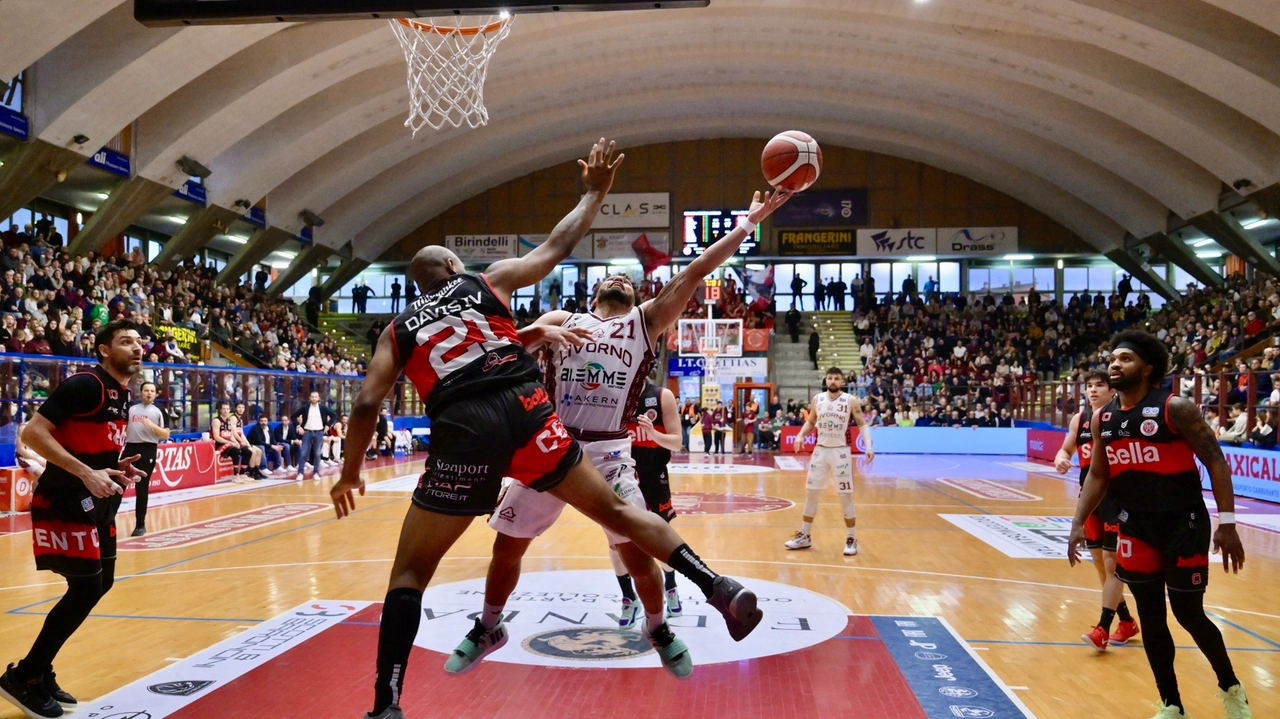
[1219,684,1252,719]
[645,620,693,679]
[618,597,640,629]
[444,619,508,675]
[665,588,683,618]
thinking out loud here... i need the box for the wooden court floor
[1,452,1277,719]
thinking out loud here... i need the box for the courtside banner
[778,426,863,454]
[1026,429,1066,464]
[1203,446,1280,503]
[445,234,517,261]
[123,440,224,498]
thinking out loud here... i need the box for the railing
[0,354,424,436]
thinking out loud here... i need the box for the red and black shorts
[1115,501,1212,592]
[30,478,123,577]
[634,454,675,522]
[412,381,582,516]
[1083,493,1119,552]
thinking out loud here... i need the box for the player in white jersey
[444,187,792,679]
[786,366,873,556]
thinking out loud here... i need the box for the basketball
[761,131,823,192]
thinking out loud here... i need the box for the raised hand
[746,188,793,225]
[541,325,594,351]
[579,137,625,195]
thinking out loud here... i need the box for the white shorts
[488,438,646,546]
[808,445,854,492]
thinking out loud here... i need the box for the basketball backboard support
[135,0,709,26]
[678,318,743,358]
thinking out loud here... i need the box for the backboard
[135,0,709,26]
[678,318,743,358]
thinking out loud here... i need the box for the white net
[699,325,721,383]
[388,15,513,135]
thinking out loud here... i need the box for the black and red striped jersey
[1097,388,1202,511]
[628,382,671,466]
[1075,406,1094,483]
[36,365,129,487]
[391,273,540,416]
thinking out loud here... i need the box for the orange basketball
[762,131,822,192]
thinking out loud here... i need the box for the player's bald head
[410,246,463,289]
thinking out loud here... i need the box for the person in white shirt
[786,367,874,556]
[1216,404,1248,446]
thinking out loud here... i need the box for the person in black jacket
[808,328,820,370]
[248,413,292,474]
[292,392,337,479]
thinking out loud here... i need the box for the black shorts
[634,457,675,522]
[30,477,123,577]
[1083,493,1119,552]
[1115,501,1212,592]
[412,381,582,516]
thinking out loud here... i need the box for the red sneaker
[1082,625,1109,651]
[1110,619,1140,645]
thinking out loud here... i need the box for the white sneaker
[1219,684,1253,719]
[1148,703,1189,719]
[295,472,305,482]
[784,531,812,550]
[844,537,859,556]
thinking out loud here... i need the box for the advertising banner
[89,147,132,178]
[778,426,862,454]
[0,107,30,141]
[1026,429,1067,464]
[667,357,768,378]
[855,228,937,257]
[937,227,1018,256]
[772,188,868,227]
[592,192,670,229]
[778,230,855,256]
[174,179,207,206]
[592,232,668,260]
[518,233,591,259]
[153,323,201,354]
[744,328,770,353]
[123,440,228,498]
[445,234,518,261]
[0,467,33,512]
[1205,446,1280,503]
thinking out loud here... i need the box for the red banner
[1026,429,1067,464]
[778,426,864,455]
[744,329,770,353]
[124,440,230,497]
[0,467,33,512]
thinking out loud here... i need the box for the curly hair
[1109,329,1169,381]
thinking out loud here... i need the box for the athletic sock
[616,574,637,601]
[373,588,422,715]
[1117,600,1133,623]
[846,526,856,539]
[645,610,666,632]
[480,603,505,630]
[800,521,812,535]
[663,570,677,591]
[1099,607,1117,632]
[666,544,719,598]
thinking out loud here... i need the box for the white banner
[445,234,517,261]
[517,233,593,260]
[592,192,670,229]
[940,514,1071,559]
[591,231,668,260]
[937,227,1018,256]
[855,228,937,257]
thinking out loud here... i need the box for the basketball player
[786,366,873,555]
[450,184,791,679]
[125,381,169,537]
[330,139,766,719]
[0,321,144,719]
[1068,330,1251,719]
[1054,370,1139,651]
[620,378,685,622]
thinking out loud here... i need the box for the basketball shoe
[784,531,812,550]
[1082,625,1109,651]
[43,672,75,709]
[618,598,640,629]
[444,619,508,675]
[844,537,858,556]
[1148,702,1188,719]
[665,588,683,618]
[644,621,693,679]
[1110,619,1140,645]
[1219,684,1253,719]
[365,706,403,719]
[0,664,62,718]
[708,576,762,641]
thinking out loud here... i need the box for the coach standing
[125,381,169,537]
[292,390,335,480]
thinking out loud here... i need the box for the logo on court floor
[671,492,793,515]
[148,680,214,696]
[939,687,978,699]
[522,627,654,661]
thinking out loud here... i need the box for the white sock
[481,603,505,629]
[847,526,857,539]
[801,521,813,535]
[645,609,666,632]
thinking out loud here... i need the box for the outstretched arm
[331,326,402,518]
[485,139,623,302]
[1168,396,1244,573]
[641,189,791,338]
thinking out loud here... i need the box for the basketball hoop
[699,331,721,384]
[388,13,514,135]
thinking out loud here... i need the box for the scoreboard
[681,210,760,257]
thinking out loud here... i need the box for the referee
[126,381,169,537]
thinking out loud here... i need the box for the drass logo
[148,680,214,696]
[521,627,654,661]
[870,230,928,252]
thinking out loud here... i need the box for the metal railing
[0,354,424,436]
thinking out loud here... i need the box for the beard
[1109,371,1140,391]
[596,286,633,307]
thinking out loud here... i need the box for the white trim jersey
[813,391,854,448]
[545,306,655,441]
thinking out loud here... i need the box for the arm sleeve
[37,372,105,425]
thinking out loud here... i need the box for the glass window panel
[286,274,313,298]
[988,266,1012,291]
[1012,267,1034,292]
[52,217,69,242]
[939,262,960,293]
[148,240,161,261]
[841,263,860,285]
[774,264,794,298]
[1063,267,1089,291]
[367,298,392,314]
[869,263,890,299]
[968,268,990,294]
[561,266,578,290]
[892,262,913,292]
[1033,267,1055,291]
[1089,266,1113,291]
[335,299,353,313]
[1146,293,1165,310]
[650,265,672,284]
[339,277,360,297]
[818,264,841,288]
[917,262,938,290]
[793,263,816,296]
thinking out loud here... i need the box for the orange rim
[395,16,512,36]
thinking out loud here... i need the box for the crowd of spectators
[0,222,363,375]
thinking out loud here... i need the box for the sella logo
[1105,441,1159,466]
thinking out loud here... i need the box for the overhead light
[168,215,187,224]
[224,234,247,244]
[94,192,109,200]
[1003,254,1034,261]
[1243,218,1275,230]
[1192,238,1215,247]
[905,255,936,261]
[499,9,511,18]
[274,251,296,260]
[608,259,639,267]
[268,261,291,269]
[1196,250,1223,258]
[75,212,83,224]
[176,156,212,179]
[1056,259,1064,269]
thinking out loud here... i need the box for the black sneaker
[43,672,75,708]
[707,576,763,642]
[131,525,146,537]
[0,663,63,718]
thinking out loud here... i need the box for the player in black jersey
[1069,330,1251,719]
[1,321,144,719]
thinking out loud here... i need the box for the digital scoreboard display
[681,210,760,257]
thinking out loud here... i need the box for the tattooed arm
[1168,396,1244,573]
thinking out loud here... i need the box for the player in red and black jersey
[1069,330,1252,719]
[329,139,766,719]
[1054,370,1138,650]
[1,321,144,719]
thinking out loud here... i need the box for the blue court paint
[871,616,1030,719]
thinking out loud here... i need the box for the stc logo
[870,230,927,252]
[1105,441,1159,467]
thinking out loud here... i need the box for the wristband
[1217,512,1236,525]
[737,215,755,231]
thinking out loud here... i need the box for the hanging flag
[745,266,775,311]
[631,232,671,275]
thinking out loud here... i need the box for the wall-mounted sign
[772,188,868,227]
[778,230,854,256]
[855,228,937,257]
[445,234,518,261]
[937,227,1018,256]
[592,192,670,229]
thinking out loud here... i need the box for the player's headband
[1114,341,1156,367]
